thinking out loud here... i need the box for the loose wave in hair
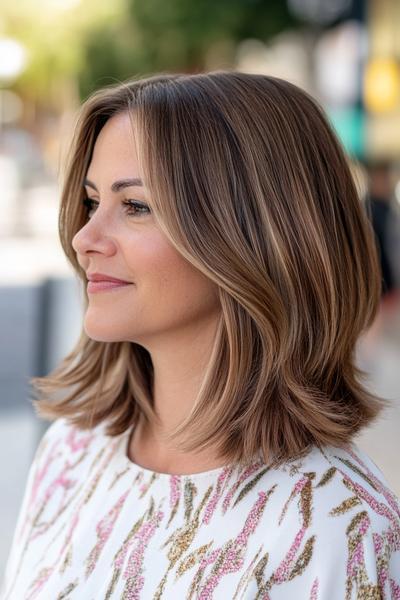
[31,70,387,468]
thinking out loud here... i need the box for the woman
[2,71,399,599]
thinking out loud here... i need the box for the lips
[87,280,132,293]
[87,272,132,284]
[86,272,133,294]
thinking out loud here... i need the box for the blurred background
[1,0,400,581]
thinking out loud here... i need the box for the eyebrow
[83,177,143,193]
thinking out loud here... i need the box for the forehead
[87,113,140,176]
[92,113,137,159]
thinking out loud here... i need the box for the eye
[123,200,151,216]
[82,198,151,219]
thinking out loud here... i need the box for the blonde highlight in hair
[30,70,387,468]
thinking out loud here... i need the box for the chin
[84,329,121,343]
[83,317,122,343]
[83,311,152,345]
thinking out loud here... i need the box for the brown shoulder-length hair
[31,70,388,469]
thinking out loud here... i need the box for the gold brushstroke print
[56,578,79,599]
[335,457,379,492]
[316,466,337,487]
[154,485,213,599]
[300,473,315,527]
[232,545,264,600]
[175,542,213,579]
[288,535,315,580]
[184,479,197,522]
[233,468,270,507]
[329,496,362,516]
[278,472,315,526]
[108,466,131,491]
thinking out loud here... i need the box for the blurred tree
[2,0,126,110]
[3,0,298,111]
[78,0,298,97]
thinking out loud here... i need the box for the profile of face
[72,112,221,347]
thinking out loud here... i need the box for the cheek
[133,237,219,314]
[158,258,219,318]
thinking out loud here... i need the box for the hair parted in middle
[30,70,386,469]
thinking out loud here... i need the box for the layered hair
[31,70,387,468]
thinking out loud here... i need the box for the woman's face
[72,112,221,345]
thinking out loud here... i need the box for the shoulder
[38,416,110,450]
[35,417,94,464]
[28,418,110,506]
[311,441,400,528]
[275,440,400,538]
[252,441,400,596]
[315,442,400,561]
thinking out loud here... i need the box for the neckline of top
[115,424,265,482]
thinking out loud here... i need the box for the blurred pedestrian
[365,160,398,299]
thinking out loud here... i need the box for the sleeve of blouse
[297,501,400,600]
[318,444,400,599]
[0,418,65,597]
[363,509,400,599]
[317,489,400,599]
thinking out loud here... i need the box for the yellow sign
[364,58,400,112]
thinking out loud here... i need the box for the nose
[71,211,117,258]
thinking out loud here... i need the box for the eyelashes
[82,198,151,218]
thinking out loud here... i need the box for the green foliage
[78,0,297,98]
[3,0,298,107]
[3,0,126,105]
